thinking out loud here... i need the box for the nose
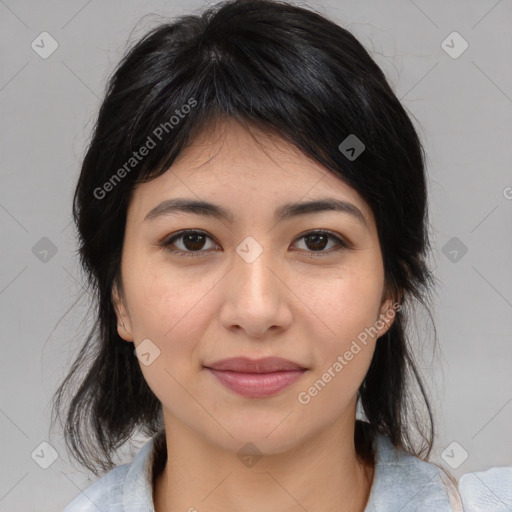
[218,240,293,338]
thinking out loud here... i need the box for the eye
[291,230,349,258]
[159,229,349,258]
[160,230,219,258]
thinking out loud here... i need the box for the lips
[204,357,307,398]
[204,356,306,373]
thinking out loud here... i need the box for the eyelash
[159,229,349,259]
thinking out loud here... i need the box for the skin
[113,117,397,512]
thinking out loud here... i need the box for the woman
[52,0,511,510]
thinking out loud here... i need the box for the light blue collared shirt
[63,431,512,511]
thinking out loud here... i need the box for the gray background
[1,0,511,510]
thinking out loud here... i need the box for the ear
[375,295,401,339]
[112,281,134,342]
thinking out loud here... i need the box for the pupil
[306,234,327,251]
[184,234,205,251]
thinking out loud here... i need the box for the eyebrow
[143,197,368,229]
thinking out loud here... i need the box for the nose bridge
[234,234,276,302]
[219,234,291,336]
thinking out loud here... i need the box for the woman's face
[113,118,396,454]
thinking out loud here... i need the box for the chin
[203,412,309,455]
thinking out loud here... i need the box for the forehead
[127,118,375,228]
[171,117,324,181]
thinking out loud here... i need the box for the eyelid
[291,229,350,257]
[159,229,350,257]
[158,229,220,257]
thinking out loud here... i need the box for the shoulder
[366,434,462,511]
[62,431,163,512]
[367,434,512,512]
[458,465,512,512]
[63,463,131,511]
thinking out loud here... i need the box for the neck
[153,416,375,512]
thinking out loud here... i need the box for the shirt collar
[365,434,455,511]
[122,430,454,512]
[122,431,163,511]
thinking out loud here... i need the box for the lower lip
[205,368,306,398]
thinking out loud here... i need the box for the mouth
[203,357,308,398]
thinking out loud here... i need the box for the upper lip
[204,357,306,373]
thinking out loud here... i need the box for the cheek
[292,265,383,398]
[125,255,214,341]
[294,278,381,421]
[126,266,217,412]
[297,264,384,343]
